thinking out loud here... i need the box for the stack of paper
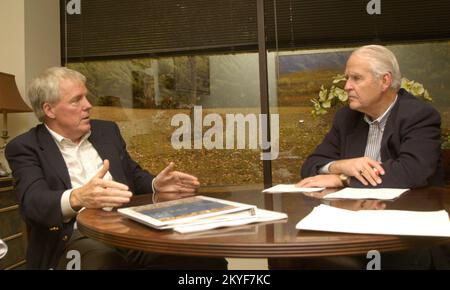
[118,195,287,234]
[323,188,409,200]
[173,208,287,234]
[170,223,259,239]
[296,204,450,237]
[262,184,324,193]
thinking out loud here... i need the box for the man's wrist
[329,161,338,174]
[318,161,333,174]
[69,188,82,211]
[62,189,79,222]
[151,178,158,193]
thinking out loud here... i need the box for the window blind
[61,0,450,61]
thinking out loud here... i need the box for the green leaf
[322,101,331,108]
[332,74,347,84]
[319,86,328,101]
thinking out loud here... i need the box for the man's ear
[380,73,392,92]
[42,103,56,119]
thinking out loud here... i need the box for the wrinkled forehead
[345,54,373,75]
[58,78,88,98]
[59,76,85,87]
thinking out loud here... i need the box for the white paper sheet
[296,204,450,237]
[262,184,325,193]
[323,188,409,200]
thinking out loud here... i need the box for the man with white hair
[6,67,227,270]
[298,45,444,189]
[294,45,447,269]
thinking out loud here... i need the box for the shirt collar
[45,124,91,145]
[364,94,398,125]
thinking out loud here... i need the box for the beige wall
[0,0,60,169]
[0,1,26,95]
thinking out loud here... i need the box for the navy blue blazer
[301,89,444,188]
[5,120,154,269]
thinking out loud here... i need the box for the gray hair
[27,67,86,122]
[351,45,402,90]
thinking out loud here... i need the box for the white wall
[0,1,26,97]
[25,0,61,94]
[0,0,60,169]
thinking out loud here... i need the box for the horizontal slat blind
[264,0,450,49]
[62,0,450,60]
[62,0,258,60]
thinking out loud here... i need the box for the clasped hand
[297,157,386,188]
[70,160,132,210]
[330,157,385,186]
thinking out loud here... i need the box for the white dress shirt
[45,125,113,222]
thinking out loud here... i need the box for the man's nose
[344,80,352,91]
[83,97,92,110]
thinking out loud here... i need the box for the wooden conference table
[77,186,450,262]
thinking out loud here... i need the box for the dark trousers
[57,230,228,270]
[269,246,449,270]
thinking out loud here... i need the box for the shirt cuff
[151,178,157,204]
[61,189,79,223]
[318,161,334,174]
[151,178,157,193]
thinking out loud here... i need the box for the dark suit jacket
[301,89,444,188]
[5,120,154,269]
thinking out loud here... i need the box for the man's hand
[153,162,200,193]
[296,174,343,188]
[329,157,385,186]
[70,160,132,210]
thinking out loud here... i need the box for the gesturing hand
[153,162,200,193]
[329,157,385,186]
[70,160,132,210]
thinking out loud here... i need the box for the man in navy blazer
[295,45,447,269]
[5,67,225,270]
[298,45,444,189]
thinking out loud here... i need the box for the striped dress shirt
[363,95,398,161]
